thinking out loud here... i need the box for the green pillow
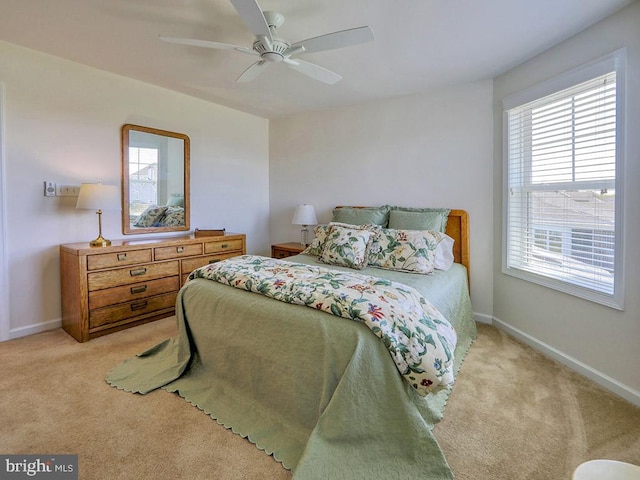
[167,194,184,207]
[387,208,450,232]
[331,206,389,226]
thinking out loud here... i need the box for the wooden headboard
[334,207,470,284]
[445,209,470,284]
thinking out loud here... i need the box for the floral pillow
[319,225,374,270]
[161,206,185,226]
[303,222,380,257]
[302,224,332,256]
[133,205,168,227]
[368,228,440,274]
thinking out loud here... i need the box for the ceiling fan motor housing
[253,37,290,62]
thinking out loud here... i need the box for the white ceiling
[0,0,634,118]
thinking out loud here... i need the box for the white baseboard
[473,312,493,324]
[491,316,640,408]
[10,318,61,340]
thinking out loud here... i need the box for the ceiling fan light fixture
[262,52,283,63]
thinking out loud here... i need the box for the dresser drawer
[181,252,241,284]
[204,238,244,255]
[87,248,152,271]
[271,243,305,259]
[154,243,203,261]
[87,260,179,291]
[181,253,240,273]
[88,276,180,310]
[89,292,177,329]
[272,248,292,259]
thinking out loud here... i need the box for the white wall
[0,83,8,341]
[269,82,495,318]
[493,2,640,404]
[0,40,269,337]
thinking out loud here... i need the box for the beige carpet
[1,318,638,479]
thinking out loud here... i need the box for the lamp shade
[76,183,120,211]
[292,204,318,226]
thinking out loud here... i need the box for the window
[128,146,159,218]
[503,51,625,309]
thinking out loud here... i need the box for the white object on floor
[573,460,640,480]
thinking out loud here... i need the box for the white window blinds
[503,52,624,309]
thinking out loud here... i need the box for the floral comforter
[188,255,457,395]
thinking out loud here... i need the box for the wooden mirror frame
[121,124,190,235]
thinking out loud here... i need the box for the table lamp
[76,183,120,247]
[292,204,318,247]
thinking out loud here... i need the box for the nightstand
[271,242,306,259]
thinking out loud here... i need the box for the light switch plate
[44,181,56,197]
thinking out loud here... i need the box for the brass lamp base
[88,210,111,247]
[89,235,111,247]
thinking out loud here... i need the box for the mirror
[121,124,190,235]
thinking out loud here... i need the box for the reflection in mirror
[122,124,190,235]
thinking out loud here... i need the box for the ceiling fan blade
[290,26,374,55]
[230,0,273,43]
[237,60,270,82]
[283,58,342,85]
[159,36,257,56]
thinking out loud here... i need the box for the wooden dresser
[60,233,246,342]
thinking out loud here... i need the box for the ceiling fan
[160,0,375,84]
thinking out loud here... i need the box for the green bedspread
[189,255,458,395]
[107,255,476,479]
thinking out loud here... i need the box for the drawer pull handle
[130,285,148,294]
[209,259,221,264]
[130,300,148,311]
[177,246,184,253]
[130,267,147,277]
[117,253,127,261]
[221,243,229,249]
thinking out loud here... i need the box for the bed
[107,207,476,480]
